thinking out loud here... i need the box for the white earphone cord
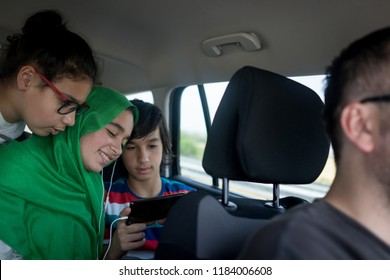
[101,160,118,260]
[102,216,127,260]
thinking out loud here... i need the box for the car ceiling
[0,0,389,93]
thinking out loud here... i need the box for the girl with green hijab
[0,86,138,259]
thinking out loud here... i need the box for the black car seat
[155,66,330,259]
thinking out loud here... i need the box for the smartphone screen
[126,193,186,225]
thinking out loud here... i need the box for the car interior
[155,65,329,260]
[1,0,389,259]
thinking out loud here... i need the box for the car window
[179,76,335,202]
[126,91,154,103]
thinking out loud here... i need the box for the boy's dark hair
[0,9,99,85]
[128,99,173,169]
[323,26,390,163]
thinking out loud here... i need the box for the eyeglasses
[360,95,390,104]
[34,68,89,115]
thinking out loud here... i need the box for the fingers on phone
[119,206,131,217]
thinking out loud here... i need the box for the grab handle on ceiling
[202,32,262,56]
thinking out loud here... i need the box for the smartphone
[126,193,186,225]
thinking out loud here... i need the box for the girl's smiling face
[79,109,134,172]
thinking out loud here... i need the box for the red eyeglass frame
[33,67,90,115]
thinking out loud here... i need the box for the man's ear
[17,65,34,90]
[340,103,375,153]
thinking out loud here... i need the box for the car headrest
[203,66,330,184]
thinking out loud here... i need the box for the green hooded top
[0,86,138,259]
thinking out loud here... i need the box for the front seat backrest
[155,191,265,259]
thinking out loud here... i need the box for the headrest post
[219,178,237,211]
[273,183,280,208]
[265,183,284,210]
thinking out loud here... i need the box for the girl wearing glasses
[0,86,138,259]
[0,9,98,144]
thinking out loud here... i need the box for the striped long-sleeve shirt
[104,177,195,252]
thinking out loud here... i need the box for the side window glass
[126,91,154,103]
[179,85,208,183]
[179,83,226,185]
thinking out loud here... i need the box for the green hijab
[0,86,138,259]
